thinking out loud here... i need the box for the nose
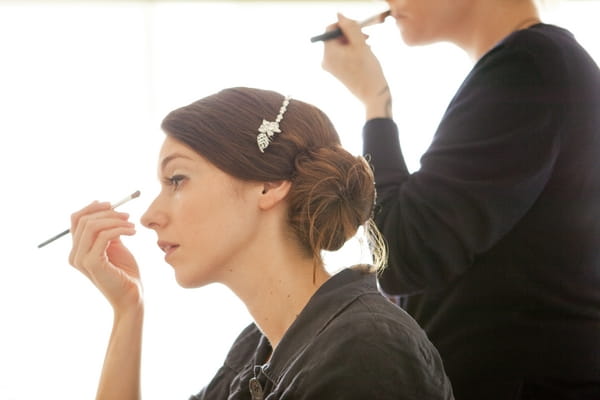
[141,195,167,230]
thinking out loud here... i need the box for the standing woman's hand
[69,201,141,312]
[321,13,393,119]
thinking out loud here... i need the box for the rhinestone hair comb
[257,96,291,153]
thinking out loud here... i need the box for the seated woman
[68,87,453,399]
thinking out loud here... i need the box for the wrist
[364,86,392,120]
[113,299,144,323]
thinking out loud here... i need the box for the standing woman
[321,0,600,399]
[68,87,454,399]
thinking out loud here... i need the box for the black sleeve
[363,43,563,295]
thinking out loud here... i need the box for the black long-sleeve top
[363,24,600,386]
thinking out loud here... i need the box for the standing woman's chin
[395,20,420,46]
[399,30,421,47]
[394,16,438,47]
[399,26,438,47]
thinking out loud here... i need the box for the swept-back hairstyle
[162,87,385,270]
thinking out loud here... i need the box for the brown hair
[161,87,385,270]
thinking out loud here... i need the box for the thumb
[336,13,367,45]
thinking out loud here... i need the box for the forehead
[158,136,202,168]
[155,137,203,178]
[159,136,196,158]
[156,136,229,179]
[157,136,251,192]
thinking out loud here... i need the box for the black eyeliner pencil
[310,10,391,43]
[37,190,141,248]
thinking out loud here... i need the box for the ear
[258,180,292,211]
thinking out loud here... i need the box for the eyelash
[163,174,186,190]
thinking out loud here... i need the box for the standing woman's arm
[69,201,143,400]
[321,14,393,120]
[364,41,565,294]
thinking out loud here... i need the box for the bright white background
[0,1,597,398]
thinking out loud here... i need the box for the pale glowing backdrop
[0,1,598,399]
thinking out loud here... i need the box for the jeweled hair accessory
[257,96,291,153]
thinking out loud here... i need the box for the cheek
[169,195,238,287]
[403,0,457,34]
[181,194,229,241]
[394,3,429,41]
[178,189,256,263]
[398,9,450,46]
[397,19,427,46]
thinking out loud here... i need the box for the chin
[398,23,438,47]
[175,277,196,289]
[173,268,213,289]
[175,273,201,288]
[400,31,429,47]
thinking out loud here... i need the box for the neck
[453,1,541,61]
[223,240,330,351]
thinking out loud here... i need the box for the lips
[157,240,180,257]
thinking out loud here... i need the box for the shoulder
[314,269,437,357]
[291,293,453,399]
[479,24,597,86]
[328,292,442,367]
[502,24,583,58]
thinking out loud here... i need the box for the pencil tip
[132,190,141,199]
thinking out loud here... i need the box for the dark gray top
[190,266,453,399]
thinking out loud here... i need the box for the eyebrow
[160,153,194,171]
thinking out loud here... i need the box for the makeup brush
[37,190,141,248]
[310,9,391,43]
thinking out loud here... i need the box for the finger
[71,210,130,253]
[70,224,135,281]
[325,22,338,32]
[70,216,134,269]
[69,218,132,274]
[79,226,137,293]
[73,215,133,256]
[86,225,137,272]
[70,201,112,233]
[336,13,367,45]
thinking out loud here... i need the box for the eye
[163,174,186,190]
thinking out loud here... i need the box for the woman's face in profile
[141,136,264,289]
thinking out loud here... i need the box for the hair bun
[288,146,375,254]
